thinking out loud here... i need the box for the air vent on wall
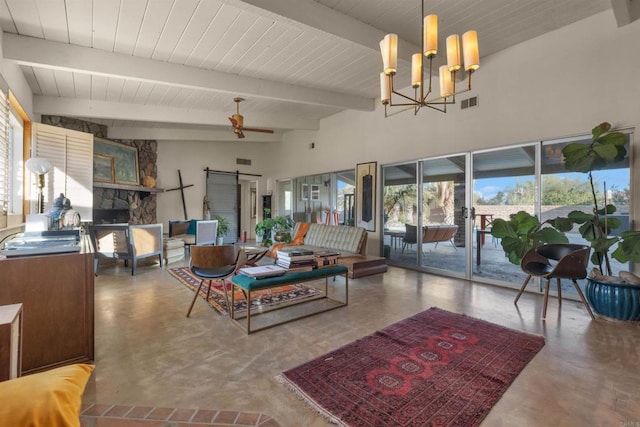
[461,96,479,110]
[236,158,251,166]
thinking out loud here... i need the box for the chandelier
[379,0,480,117]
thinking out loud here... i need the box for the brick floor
[80,404,280,426]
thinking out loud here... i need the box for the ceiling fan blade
[237,130,245,139]
[242,127,274,134]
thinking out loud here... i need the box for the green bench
[230,265,348,334]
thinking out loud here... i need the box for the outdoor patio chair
[186,244,247,317]
[514,243,595,320]
[401,224,418,253]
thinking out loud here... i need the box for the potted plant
[255,216,293,246]
[492,122,640,320]
[215,215,230,245]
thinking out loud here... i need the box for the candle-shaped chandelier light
[379,0,480,117]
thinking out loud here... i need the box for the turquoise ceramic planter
[586,278,640,321]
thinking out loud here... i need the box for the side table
[0,303,23,381]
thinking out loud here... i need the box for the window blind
[0,86,9,225]
[32,123,93,221]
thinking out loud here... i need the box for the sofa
[402,223,458,253]
[271,222,387,278]
[424,224,458,248]
[274,222,367,257]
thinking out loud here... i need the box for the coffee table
[230,265,348,334]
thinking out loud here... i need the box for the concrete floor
[83,260,640,427]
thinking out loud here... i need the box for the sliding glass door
[420,154,468,277]
[471,144,537,287]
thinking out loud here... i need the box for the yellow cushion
[0,363,95,427]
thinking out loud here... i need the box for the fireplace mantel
[94,182,164,193]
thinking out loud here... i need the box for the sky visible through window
[475,169,629,200]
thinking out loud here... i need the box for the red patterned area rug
[169,267,322,316]
[277,307,545,427]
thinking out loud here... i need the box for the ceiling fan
[228,97,274,139]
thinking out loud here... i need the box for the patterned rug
[169,267,322,316]
[277,307,545,427]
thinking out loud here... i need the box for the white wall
[156,139,278,233]
[157,10,640,255]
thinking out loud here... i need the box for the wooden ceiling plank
[5,0,44,38]
[114,0,148,55]
[169,0,224,64]
[152,0,200,62]
[65,0,92,47]
[4,33,374,110]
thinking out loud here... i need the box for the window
[0,83,9,228]
[8,112,24,217]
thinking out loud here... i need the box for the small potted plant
[492,122,640,320]
[215,215,230,245]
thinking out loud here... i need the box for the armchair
[89,223,163,276]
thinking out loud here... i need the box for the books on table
[276,258,316,271]
[276,248,315,261]
[239,265,287,279]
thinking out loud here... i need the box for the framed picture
[301,183,309,201]
[310,184,320,201]
[93,154,115,183]
[356,161,377,232]
[93,137,140,185]
[250,188,257,218]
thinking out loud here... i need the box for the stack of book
[276,248,316,272]
[314,250,341,268]
[239,265,287,279]
[163,238,185,264]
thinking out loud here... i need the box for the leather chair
[186,245,247,317]
[515,243,595,320]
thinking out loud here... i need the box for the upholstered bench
[230,265,348,334]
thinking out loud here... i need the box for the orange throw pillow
[291,222,310,245]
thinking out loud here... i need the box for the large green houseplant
[492,122,640,320]
[255,214,293,246]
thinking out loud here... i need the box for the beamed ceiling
[0,0,634,143]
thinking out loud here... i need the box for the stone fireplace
[41,116,159,225]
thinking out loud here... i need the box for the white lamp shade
[25,157,53,174]
[411,53,422,88]
[380,34,398,75]
[446,34,461,72]
[380,72,390,104]
[423,15,438,57]
[462,30,480,71]
[439,65,453,98]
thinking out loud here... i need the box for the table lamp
[25,157,53,214]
